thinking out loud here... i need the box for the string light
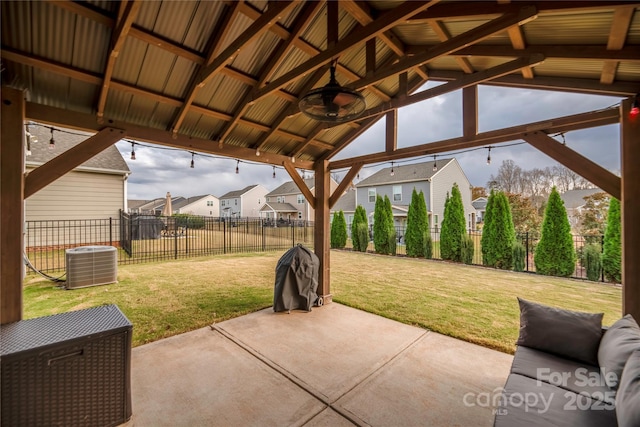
[235,159,239,174]
[486,147,491,165]
[390,161,395,176]
[432,155,437,172]
[272,166,276,179]
[49,128,55,150]
[190,152,195,168]
[130,142,136,160]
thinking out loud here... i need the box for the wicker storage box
[1,305,132,426]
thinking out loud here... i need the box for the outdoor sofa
[494,298,640,427]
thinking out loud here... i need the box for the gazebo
[1,1,639,325]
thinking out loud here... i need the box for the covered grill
[273,245,320,313]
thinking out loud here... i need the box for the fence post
[223,218,227,254]
[601,234,605,282]
[291,222,295,247]
[109,217,113,246]
[525,232,529,272]
[173,218,178,259]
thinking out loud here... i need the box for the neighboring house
[220,184,268,218]
[174,195,220,217]
[260,178,338,223]
[472,197,488,224]
[354,158,475,231]
[560,188,605,230]
[25,124,130,222]
[330,186,357,227]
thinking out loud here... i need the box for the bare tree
[487,160,522,194]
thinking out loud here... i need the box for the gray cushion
[516,298,603,366]
[598,315,640,390]
[616,349,640,427]
[511,346,614,405]
[494,374,617,427]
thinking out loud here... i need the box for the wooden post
[621,97,640,320]
[463,85,478,137]
[314,160,332,304]
[1,87,26,324]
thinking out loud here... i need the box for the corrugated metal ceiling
[1,0,638,169]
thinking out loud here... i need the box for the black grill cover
[273,244,319,312]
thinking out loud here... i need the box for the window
[277,196,283,203]
[368,188,376,203]
[266,197,270,202]
[222,200,226,207]
[298,212,302,219]
[393,185,402,202]
[235,199,238,206]
[258,199,261,205]
[297,195,305,204]
[435,214,438,225]
[207,201,213,206]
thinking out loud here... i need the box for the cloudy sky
[116,82,623,200]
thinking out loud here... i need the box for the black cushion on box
[516,298,603,366]
[598,314,640,390]
[616,349,640,427]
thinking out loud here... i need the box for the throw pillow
[598,314,640,390]
[616,349,640,427]
[516,297,603,366]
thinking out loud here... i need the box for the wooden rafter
[427,19,474,74]
[328,107,620,169]
[25,128,127,198]
[171,1,295,134]
[250,1,436,104]
[341,0,405,56]
[25,103,315,171]
[522,131,621,198]
[334,55,544,126]
[97,1,141,120]
[283,162,316,206]
[216,1,322,146]
[329,163,363,209]
[348,7,538,92]
[601,6,635,84]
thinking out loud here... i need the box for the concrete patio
[126,303,513,426]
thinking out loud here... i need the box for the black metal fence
[25,215,610,283]
[25,213,314,274]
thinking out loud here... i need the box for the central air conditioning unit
[65,246,118,289]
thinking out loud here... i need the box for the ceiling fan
[298,59,366,123]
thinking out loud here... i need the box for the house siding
[25,169,125,221]
[356,181,430,226]
[430,161,475,231]
[177,195,220,217]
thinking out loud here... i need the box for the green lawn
[23,250,622,353]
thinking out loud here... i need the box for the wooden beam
[250,1,435,104]
[409,1,640,21]
[314,159,332,302]
[283,162,316,207]
[463,86,478,137]
[507,25,534,79]
[336,55,544,126]
[329,163,363,209]
[341,0,406,56]
[25,102,315,170]
[404,44,640,62]
[24,128,126,198]
[601,6,635,84]
[1,87,25,324]
[172,2,295,134]
[386,110,397,152]
[621,97,640,320]
[426,69,640,97]
[328,107,620,169]
[348,6,538,91]
[522,131,621,199]
[97,1,141,119]
[216,1,321,145]
[427,19,474,74]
